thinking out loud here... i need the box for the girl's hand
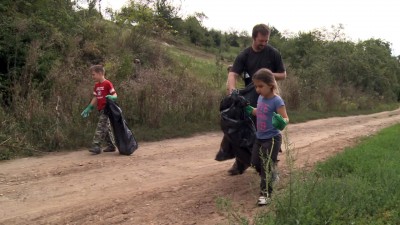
[245,105,255,116]
[272,112,288,130]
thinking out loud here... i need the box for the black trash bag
[104,99,138,155]
[238,83,258,108]
[215,135,235,161]
[215,91,256,166]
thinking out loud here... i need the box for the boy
[81,65,117,154]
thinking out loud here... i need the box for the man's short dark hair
[252,24,270,39]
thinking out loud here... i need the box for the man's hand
[106,95,117,101]
[227,72,238,94]
[272,112,288,130]
[81,104,95,118]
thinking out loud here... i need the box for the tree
[155,0,180,30]
[0,0,83,106]
[225,30,240,47]
[208,29,222,47]
[114,1,155,34]
[238,30,251,48]
[182,14,207,45]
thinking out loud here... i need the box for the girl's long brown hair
[252,68,280,95]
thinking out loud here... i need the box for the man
[226,23,287,175]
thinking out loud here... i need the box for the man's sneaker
[89,146,101,154]
[257,195,271,206]
[103,146,116,152]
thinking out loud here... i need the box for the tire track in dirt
[0,109,399,225]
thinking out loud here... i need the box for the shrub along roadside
[259,124,400,225]
[2,0,400,161]
[0,55,224,160]
[0,41,398,161]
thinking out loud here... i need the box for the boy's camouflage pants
[92,110,115,148]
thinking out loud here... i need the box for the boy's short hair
[89,65,105,74]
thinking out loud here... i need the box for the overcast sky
[101,0,400,56]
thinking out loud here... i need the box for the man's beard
[256,45,265,51]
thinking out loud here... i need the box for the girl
[246,68,289,206]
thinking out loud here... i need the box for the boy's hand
[106,95,117,101]
[245,105,254,116]
[272,112,288,130]
[81,104,95,118]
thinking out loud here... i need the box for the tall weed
[267,124,400,224]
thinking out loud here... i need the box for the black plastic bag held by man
[104,98,138,155]
[215,89,256,174]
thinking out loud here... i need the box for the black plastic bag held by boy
[104,99,138,155]
[215,90,256,166]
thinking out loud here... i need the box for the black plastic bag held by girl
[104,99,138,155]
[215,91,256,166]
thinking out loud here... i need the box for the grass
[215,124,400,225]
[216,197,251,225]
[255,124,400,224]
[165,46,227,90]
[288,103,399,123]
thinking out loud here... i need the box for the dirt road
[1,109,399,225]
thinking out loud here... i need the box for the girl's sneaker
[257,195,271,206]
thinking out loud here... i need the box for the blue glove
[106,95,117,101]
[272,112,288,130]
[81,104,95,118]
